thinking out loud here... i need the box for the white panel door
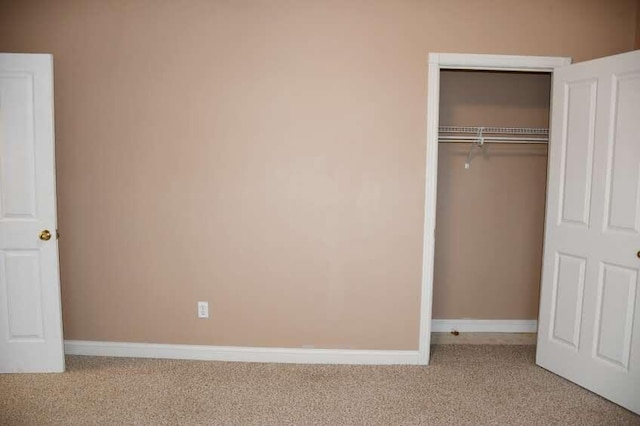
[537,50,640,413]
[0,53,64,373]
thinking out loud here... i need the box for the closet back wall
[0,0,637,350]
[434,71,551,320]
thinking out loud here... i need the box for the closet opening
[418,52,640,412]
[432,69,553,345]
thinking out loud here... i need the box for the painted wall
[0,0,637,350]
[637,0,640,48]
[434,71,550,320]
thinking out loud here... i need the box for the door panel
[604,72,640,233]
[550,253,586,349]
[594,262,637,370]
[537,50,640,414]
[0,53,63,373]
[558,79,597,227]
[0,72,38,218]
[2,251,45,340]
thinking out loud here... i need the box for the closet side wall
[433,71,551,320]
[636,0,640,49]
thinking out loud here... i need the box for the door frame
[418,53,572,365]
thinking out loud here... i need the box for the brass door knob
[39,230,52,241]
[637,251,640,259]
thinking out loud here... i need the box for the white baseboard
[431,319,537,333]
[64,340,420,365]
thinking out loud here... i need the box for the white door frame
[418,53,572,365]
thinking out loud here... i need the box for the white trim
[418,53,571,366]
[64,341,420,365]
[429,53,571,71]
[418,60,441,365]
[431,320,538,333]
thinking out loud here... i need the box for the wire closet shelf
[438,126,549,144]
[439,126,550,169]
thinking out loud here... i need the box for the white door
[0,53,64,373]
[537,50,640,413]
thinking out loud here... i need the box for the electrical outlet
[197,301,209,319]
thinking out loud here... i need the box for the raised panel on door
[558,79,596,227]
[593,263,637,370]
[0,72,38,219]
[550,253,586,349]
[0,251,44,340]
[603,71,640,234]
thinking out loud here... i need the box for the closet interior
[433,70,552,335]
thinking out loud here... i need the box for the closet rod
[438,136,548,144]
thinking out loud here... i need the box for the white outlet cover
[197,301,209,318]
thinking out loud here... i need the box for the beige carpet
[1,345,638,425]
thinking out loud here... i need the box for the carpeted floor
[1,345,638,425]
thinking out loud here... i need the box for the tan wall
[0,0,636,350]
[434,71,550,320]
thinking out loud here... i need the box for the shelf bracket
[464,127,484,169]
